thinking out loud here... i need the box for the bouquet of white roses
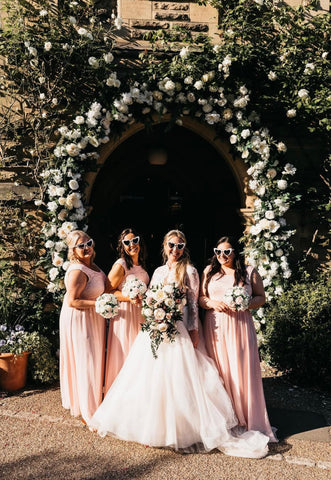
[95,293,119,319]
[223,286,251,311]
[141,282,186,358]
[122,274,147,300]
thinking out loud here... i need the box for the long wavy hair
[66,230,96,262]
[117,227,146,270]
[162,230,191,291]
[205,236,247,292]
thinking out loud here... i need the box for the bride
[88,230,270,458]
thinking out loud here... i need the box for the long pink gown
[202,265,277,442]
[104,258,149,394]
[60,263,106,423]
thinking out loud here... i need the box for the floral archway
[40,42,297,339]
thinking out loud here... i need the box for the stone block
[0,183,38,201]
[153,3,190,11]
[177,22,209,32]
[154,12,190,21]
[120,0,152,20]
[131,20,169,29]
[190,3,218,24]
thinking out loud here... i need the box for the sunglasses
[122,236,140,247]
[168,241,186,250]
[214,248,234,257]
[74,238,94,250]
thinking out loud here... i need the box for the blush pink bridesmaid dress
[60,263,107,423]
[202,265,277,442]
[104,258,149,394]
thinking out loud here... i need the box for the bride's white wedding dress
[88,264,269,458]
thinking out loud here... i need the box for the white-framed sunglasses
[74,238,94,250]
[122,236,140,247]
[168,241,186,250]
[214,248,234,257]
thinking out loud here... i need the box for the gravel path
[1,370,330,480]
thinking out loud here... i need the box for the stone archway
[86,119,254,274]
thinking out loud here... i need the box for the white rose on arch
[68,179,79,190]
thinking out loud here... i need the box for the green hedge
[264,271,331,390]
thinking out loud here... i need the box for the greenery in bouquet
[141,283,186,358]
[0,325,58,384]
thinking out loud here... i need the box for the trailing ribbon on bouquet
[141,283,186,358]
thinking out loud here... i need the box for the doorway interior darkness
[89,124,243,276]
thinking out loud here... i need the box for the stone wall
[116,0,219,47]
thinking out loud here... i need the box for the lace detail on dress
[114,258,127,273]
[185,265,199,331]
[149,265,167,288]
[66,263,90,283]
[149,264,199,331]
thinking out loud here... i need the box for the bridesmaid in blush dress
[104,228,149,394]
[199,236,277,443]
[59,230,107,424]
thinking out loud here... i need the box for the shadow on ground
[0,450,175,480]
[267,407,328,441]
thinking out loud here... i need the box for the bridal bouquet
[223,286,251,311]
[95,293,119,319]
[141,282,186,358]
[122,275,147,300]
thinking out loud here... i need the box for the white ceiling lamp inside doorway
[148,147,167,166]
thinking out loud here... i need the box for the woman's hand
[130,295,142,307]
[207,299,231,313]
[189,329,199,348]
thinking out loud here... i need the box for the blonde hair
[162,230,191,290]
[66,230,95,262]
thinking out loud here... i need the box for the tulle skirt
[88,320,269,458]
